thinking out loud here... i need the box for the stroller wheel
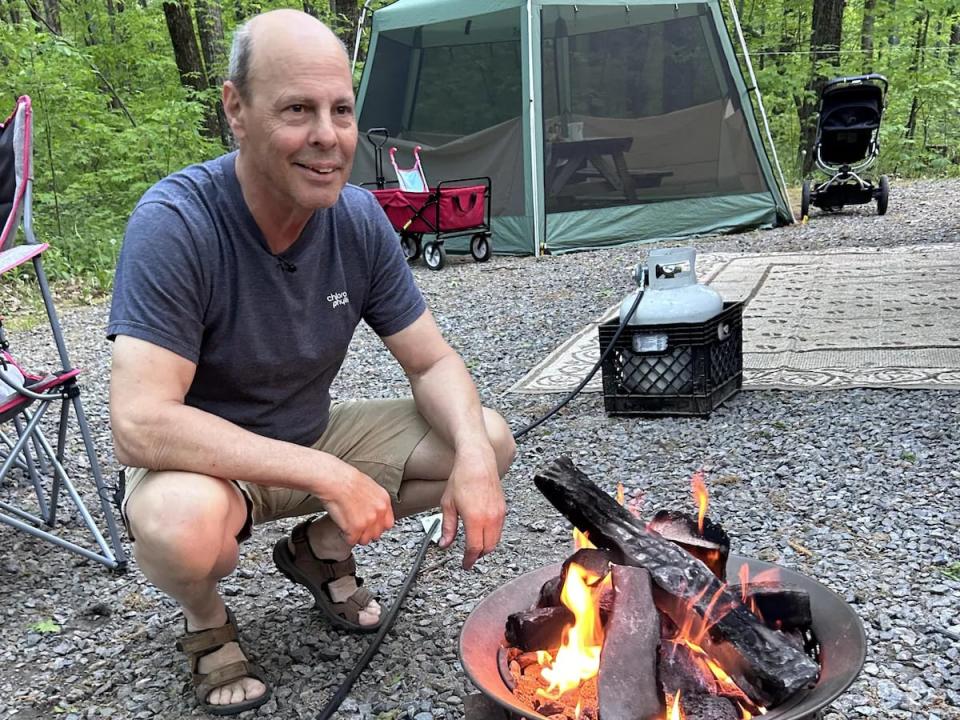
[801,180,811,220]
[423,241,446,271]
[876,175,890,215]
[400,232,422,262]
[470,233,492,263]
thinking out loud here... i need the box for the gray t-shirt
[108,152,426,447]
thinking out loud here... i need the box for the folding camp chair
[0,95,127,571]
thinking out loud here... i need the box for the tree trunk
[195,0,230,147]
[329,0,360,59]
[41,0,60,32]
[302,0,321,19]
[904,10,930,140]
[105,0,118,39]
[163,0,220,140]
[797,0,845,175]
[949,20,960,66]
[860,0,876,69]
[6,0,22,24]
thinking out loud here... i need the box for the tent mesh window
[541,5,767,214]
[357,10,525,218]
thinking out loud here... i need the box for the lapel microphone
[277,256,297,273]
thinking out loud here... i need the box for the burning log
[533,457,820,708]
[647,510,730,580]
[731,582,813,632]
[537,575,563,608]
[505,606,573,652]
[681,694,741,720]
[598,565,664,720]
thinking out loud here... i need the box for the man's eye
[289,104,305,113]
[336,105,354,115]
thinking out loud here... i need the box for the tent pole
[526,0,544,256]
[351,1,372,76]
[725,0,795,223]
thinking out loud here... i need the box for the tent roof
[374,0,722,31]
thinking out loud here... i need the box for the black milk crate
[598,301,744,417]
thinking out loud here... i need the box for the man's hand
[439,447,506,570]
[320,460,395,546]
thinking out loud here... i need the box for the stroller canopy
[820,83,884,133]
[354,0,792,255]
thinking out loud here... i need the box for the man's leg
[124,470,267,708]
[304,404,515,570]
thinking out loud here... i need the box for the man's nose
[307,114,338,148]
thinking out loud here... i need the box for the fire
[537,562,605,698]
[737,564,781,622]
[573,527,595,551]
[666,690,684,719]
[616,481,625,505]
[691,471,708,533]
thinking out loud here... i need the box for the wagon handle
[365,128,390,189]
[365,127,390,148]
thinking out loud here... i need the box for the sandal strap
[176,616,239,658]
[289,519,360,583]
[340,586,374,614]
[194,660,268,701]
[177,624,237,656]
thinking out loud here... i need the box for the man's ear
[223,81,246,142]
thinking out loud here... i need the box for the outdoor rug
[508,243,960,393]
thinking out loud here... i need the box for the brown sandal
[175,607,272,716]
[273,517,382,633]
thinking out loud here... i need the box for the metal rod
[725,0,794,222]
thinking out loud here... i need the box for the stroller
[802,73,890,219]
[365,129,492,271]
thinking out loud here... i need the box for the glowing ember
[537,563,605,699]
[691,471,709,533]
[616,482,625,505]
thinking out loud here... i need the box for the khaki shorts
[120,398,432,543]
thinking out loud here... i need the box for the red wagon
[366,129,493,271]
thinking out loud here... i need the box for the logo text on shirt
[327,291,350,309]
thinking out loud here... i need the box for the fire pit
[460,557,865,720]
[459,458,866,720]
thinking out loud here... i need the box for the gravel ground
[1,178,959,720]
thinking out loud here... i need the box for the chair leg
[13,407,52,522]
[71,391,128,569]
[0,394,128,571]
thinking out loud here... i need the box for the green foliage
[1,0,958,295]
[726,0,960,183]
[29,619,61,634]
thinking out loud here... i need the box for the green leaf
[30,619,61,634]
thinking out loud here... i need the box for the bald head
[228,10,349,100]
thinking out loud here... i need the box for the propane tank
[620,247,722,327]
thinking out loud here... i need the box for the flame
[666,577,767,717]
[737,564,782,621]
[616,482,625,505]
[691,471,708,533]
[537,562,605,699]
[666,690,684,720]
[573,527,595,551]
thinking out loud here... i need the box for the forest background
[1,0,958,291]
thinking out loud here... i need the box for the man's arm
[381,311,506,569]
[109,335,394,546]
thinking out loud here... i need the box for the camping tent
[352,0,792,255]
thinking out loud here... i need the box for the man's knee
[126,472,242,566]
[482,407,516,477]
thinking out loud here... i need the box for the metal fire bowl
[459,556,866,720]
